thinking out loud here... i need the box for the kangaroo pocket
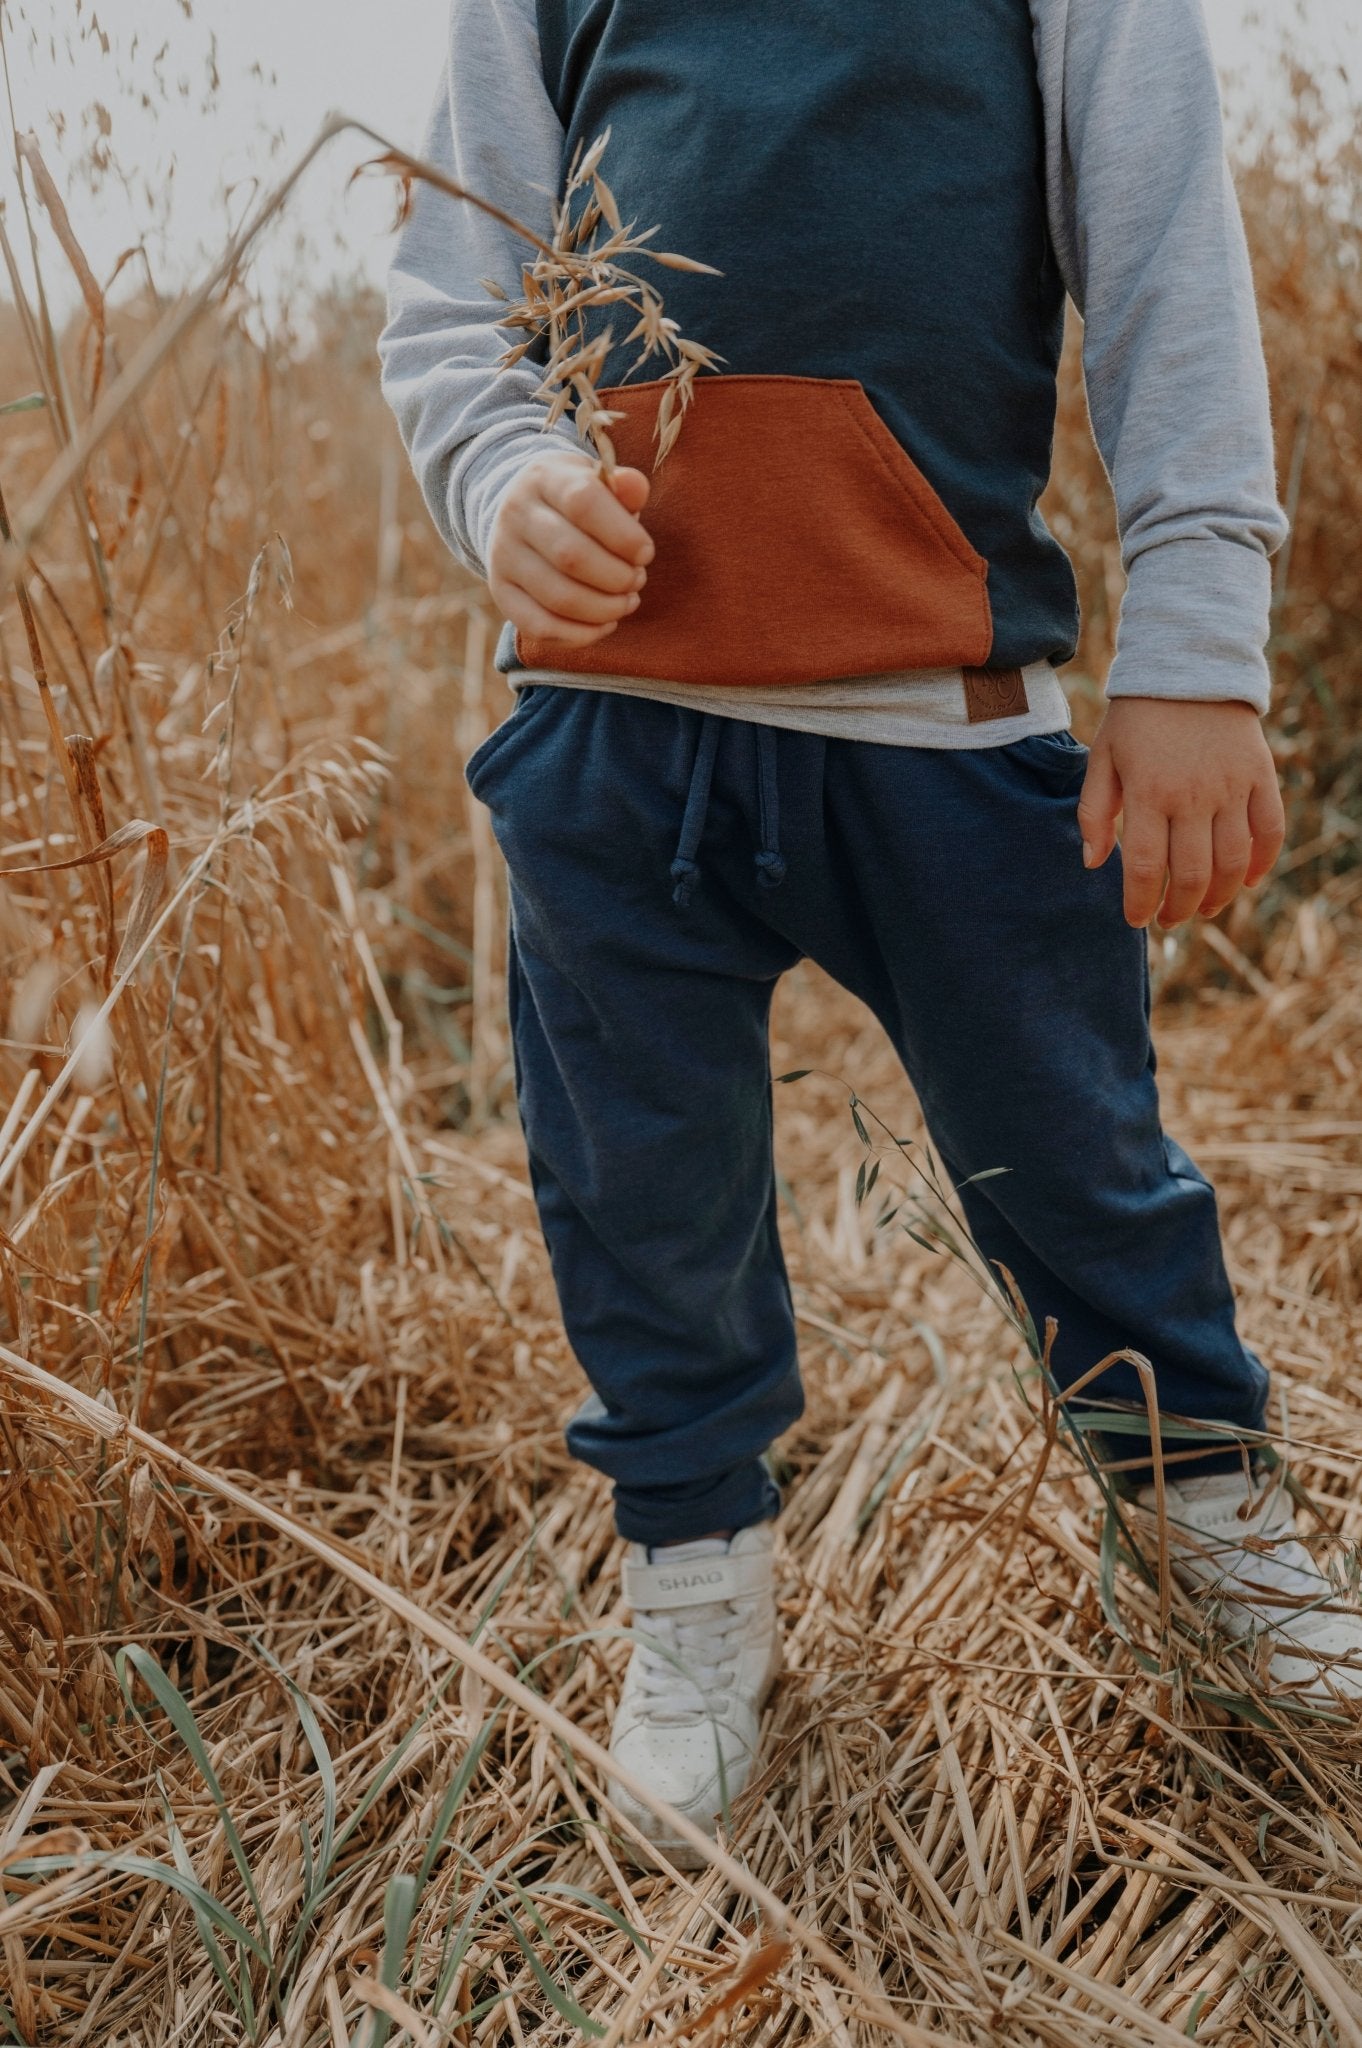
[515,373,993,689]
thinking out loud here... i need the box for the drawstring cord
[754,724,787,890]
[670,715,721,908]
[669,715,787,908]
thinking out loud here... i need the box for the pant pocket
[1008,727,1089,789]
[464,684,555,804]
[515,373,993,688]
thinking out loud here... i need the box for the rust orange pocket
[515,373,993,689]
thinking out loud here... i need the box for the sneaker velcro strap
[623,1550,769,1613]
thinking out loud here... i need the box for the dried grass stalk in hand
[498,127,722,476]
[377,124,720,478]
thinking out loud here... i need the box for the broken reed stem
[0,472,82,825]
[0,824,216,1201]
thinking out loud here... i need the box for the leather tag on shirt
[962,666,1029,723]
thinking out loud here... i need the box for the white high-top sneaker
[606,1523,781,1868]
[1135,1469,1362,1704]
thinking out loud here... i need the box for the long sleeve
[1032,0,1289,711]
[377,0,584,580]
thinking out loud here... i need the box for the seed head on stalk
[370,126,721,479]
[494,127,722,476]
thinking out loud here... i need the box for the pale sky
[2,0,1358,319]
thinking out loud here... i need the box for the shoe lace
[631,1600,746,1726]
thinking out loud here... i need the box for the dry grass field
[1,56,1361,2048]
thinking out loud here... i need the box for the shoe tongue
[636,1538,739,1722]
[647,1536,732,1566]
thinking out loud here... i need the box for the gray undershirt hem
[507,659,1070,749]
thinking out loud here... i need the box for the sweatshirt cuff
[1104,536,1274,715]
[461,425,589,579]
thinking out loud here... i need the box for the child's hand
[1078,698,1285,930]
[487,457,653,648]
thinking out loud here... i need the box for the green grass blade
[252,1637,338,1899]
[366,1872,421,2048]
[534,1883,653,1960]
[432,1871,500,2018]
[6,1852,269,1963]
[1059,1409,1259,1442]
[328,1661,463,1865]
[115,1645,272,1958]
[166,1814,257,2033]
[495,1900,605,2039]
[416,1713,500,1892]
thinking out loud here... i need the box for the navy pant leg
[470,687,1269,1538]
[766,726,1270,1477]
[468,687,803,1544]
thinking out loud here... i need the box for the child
[382,0,1362,1865]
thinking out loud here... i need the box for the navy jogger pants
[466,684,1270,1546]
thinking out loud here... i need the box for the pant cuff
[611,1458,781,1547]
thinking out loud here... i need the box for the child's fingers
[540,463,653,565]
[498,579,621,647]
[1199,811,1252,918]
[1244,771,1286,886]
[604,465,651,518]
[499,542,641,625]
[1157,813,1213,927]
[520,501,646,594]
[1120,805,1170,929]
[1076,742,1120,870]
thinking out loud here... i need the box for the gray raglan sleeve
[377,0,585,580]
[1032,0,1289,712]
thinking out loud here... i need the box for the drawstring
[669,716,788,908]
[670,715,721,908]
[754,725,787,891]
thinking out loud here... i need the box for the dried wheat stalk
[489,126,722,475]
[375,121,721,478]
